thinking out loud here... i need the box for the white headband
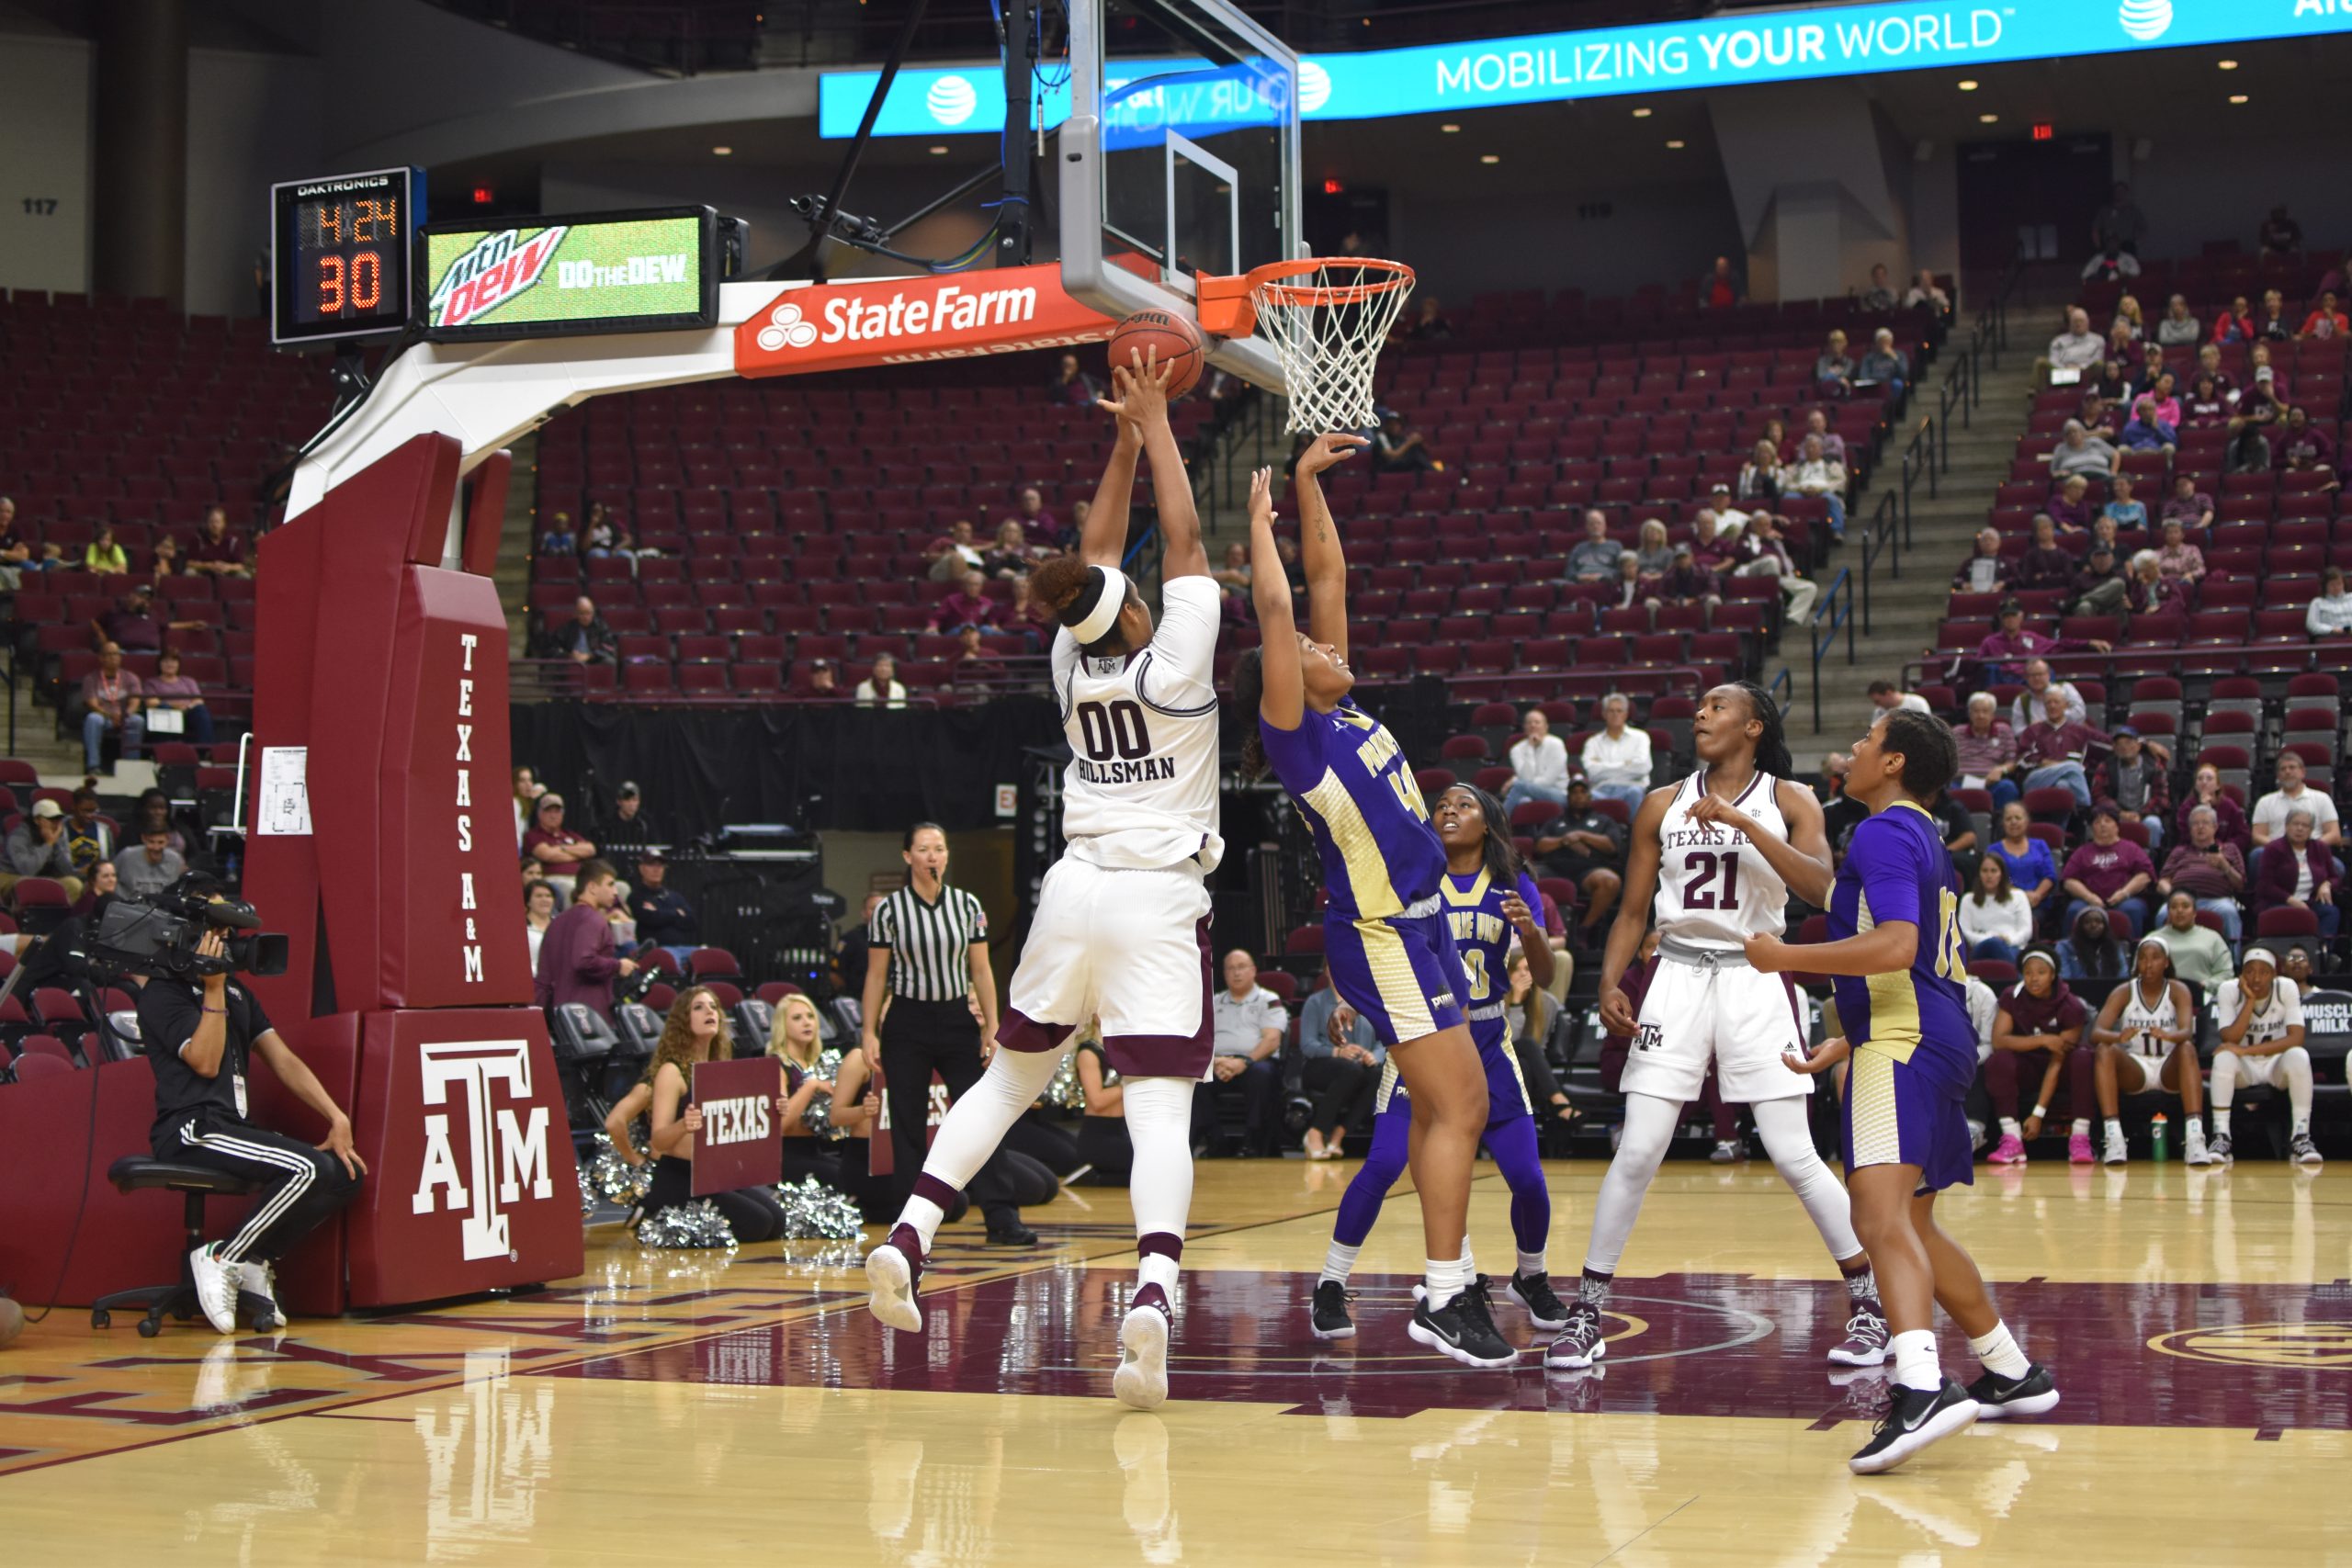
[1069,566,1130,644]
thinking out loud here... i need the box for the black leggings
[880,998,1017,1224]
[645,1156,789,1243]
[1077,1116,1133,1184]
[1006,1112,1082,1180]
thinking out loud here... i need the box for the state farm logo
[756,301,820,352]
[430,226,570,329]
[413,1038,554,1262]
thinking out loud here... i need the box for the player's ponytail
[1231,649,1267,779]
[1457,784,1521,885]
[1032,553,1136,656]
[1733,680,1795,780]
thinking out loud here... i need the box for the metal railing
[1804,568,1857,733]
[1853,490,1903,638]
[1900,638,2342,697]
[1898,413,1937,542]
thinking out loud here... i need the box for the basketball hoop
[1198,257,1415,434]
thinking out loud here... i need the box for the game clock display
[268,166,424,345]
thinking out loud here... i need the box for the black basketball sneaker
[1963,1362,2061,1418]
[1849,1379,1980,1474]
[1507,1270,1570,1330]
[1408,1275,1519,1369]
[1309,1280,1357,1340]
[1544,1301,1608,1370]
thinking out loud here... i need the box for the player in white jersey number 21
[866,351,1219,1413]
[1546,682,1892,1373]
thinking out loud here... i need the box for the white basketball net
[1249,260,1415,434]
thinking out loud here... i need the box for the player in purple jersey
[1758,709,2059,1473]
[1232,436,1512,1370]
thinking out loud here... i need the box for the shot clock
[269,166,424,345]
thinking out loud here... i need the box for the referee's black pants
[880,998,1018,1228]
[158,1111,363,1266]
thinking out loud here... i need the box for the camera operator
[533,857,638,1021]
[136,922,365,1335]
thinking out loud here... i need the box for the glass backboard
[1059,0,1299,391]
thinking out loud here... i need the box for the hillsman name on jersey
[1075,755,1181,784]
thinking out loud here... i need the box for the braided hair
[1728,680,1794,780]
[1232,647,1268,779]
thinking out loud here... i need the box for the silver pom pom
[800,1048,848,1141]
[636,1201,737,1249]
[1045,1050,1088,1113]
[770,1176,865,1240]
[580,1133,651,1213]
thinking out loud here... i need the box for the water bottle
[2150,1112,2169,1164]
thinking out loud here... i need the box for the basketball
[0,1296,22,1351]
[1106,310,1205,399]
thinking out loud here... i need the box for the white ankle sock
[2212,1109,2232,1136]
[1997,1117,2020,1138]
[2104,1118,2122,1141]
[1967,1321,2030,1380]
[1890,1327,1941,1393]
[1321,1240,1362,1288]
[1424,1257,1467,1303]
[1516,1249,1547,1279]
[2069,1118,2090,1137]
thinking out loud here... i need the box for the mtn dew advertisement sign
[420,206,716,341]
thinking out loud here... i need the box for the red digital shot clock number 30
[269,166,425,345]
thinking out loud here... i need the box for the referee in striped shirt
[857,822,1033,1245]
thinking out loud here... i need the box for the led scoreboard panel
[418,207,718,343]
[269,166,424,345]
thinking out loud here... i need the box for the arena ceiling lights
[820,0,2335,137]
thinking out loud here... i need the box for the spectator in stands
[1646,543,1720,611]
[2015,515,2076,593]
[1984,950,2092,1163]
[1013,486,1059,547]
[1505,707,1570,817]
[855,652,909,709]
[1858,327,1908,398]
[131,790,187,858]
[2049,474,2103,533]
[1952,527,2007,595]
[982,520,1036,579]
[1688,511,1737,574]
[2225,423,2275,480]
[2281,942,2318,987]
[2260,205,2303,255]
[1868,680,1930,717]
[543,595,617,667]
[2081,246,2140,284]
[539,511,575,555]
[2086,512,2122,560]
[142,648,215,747]
[1962,852,2034,965]
[2131,344,2170,405]
[2155,294,2201,346]
[932,570,1001,634]
[63,787,112,876]
[1399,297,1454,341]
[1954,693,2022,807]
[2046,307,2102,379]
[512,766,546,847]
[1906,269,1953,317]
[2112,294,2145,342]
[1990,800,2059,917]
[2233,363,2288,434]
[2178,763,2251,854]
[1814,330,1853,398]
[2069,540,2126,615]
[2062,807,2156,938]
[1566,511,1621,581]
[2151,890,2236,989]
[1,799,83,903]
[2161,476,2214,532]
[2211,295,2256,345]
[89,585,158,651]
[2120,375,2180,454]
[188,506,251,579]
[1297,979,1383,1158]
[2019,686,2104,808]
[2254,288,2293,341]
[1733,511,1816,625]
[2125,549,2185,618]
[2050,421,2117,484]
[1371,408,1437,473]
[1006,573,1054,650]
[1818,752,1867,852]
[1701,254,1744,310]
[70,856,116,917]
[146,533,185,587]
[525,879,556,972]
[1208,949,1285,1155]
[628,850,699,960]
[926,520,986,582]
[2275,407,2336,477]
[2308,567,2352,637]
[802,658,842,699]
[2094,727,2168,850]
[596,780,652,864]
[84,525,128,576]
[581,503,633,564]
[2100,473,2146,533]
[1632,518,1673,583]
[1533,777,1625,939]
[2006,659,2085,732]
[0,494,25,590]
[533,859,637,1021]
[2182,373,2229,429]
[2145,526,2203,599]
[119,825,187,900]
[1789,434,1848,538]
[2077,388,2123,441]
[1707,481,1751,536]
[78,642,143,773]
[1859,263,1897,311]
[1800,408,1847,465]
[2298,290,2349,340]
[2058,905,2126,983]
[2256,808,2343,938]
[1580,694,1652,808]
[1048,351,1101,408]
[523,792,598,905]
[2252,751,2340,849]
[1736,438,1783,502]
[2158,806,2246,945]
